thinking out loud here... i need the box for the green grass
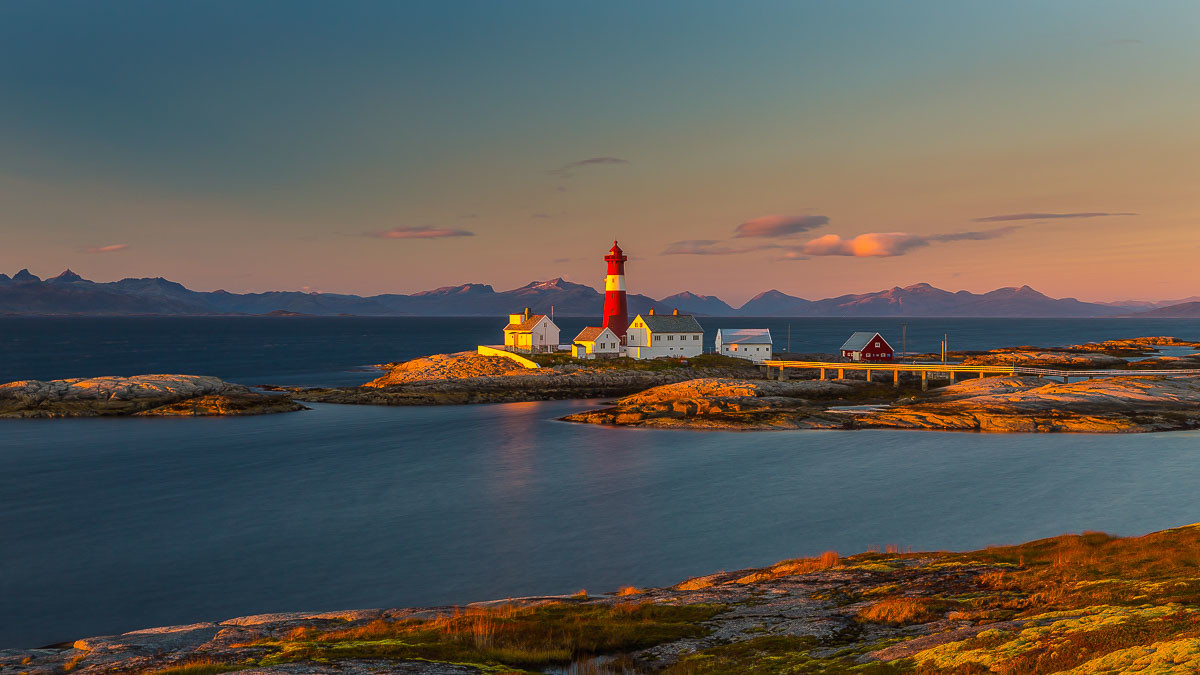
[254,601,725,670]
[528,352,756,371]
[140,661,248,675]
[665,635,907,674]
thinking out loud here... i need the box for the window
[654,335,661,341]
[668,335,674,341]
[693,335,699,340]
[875,342,880,347]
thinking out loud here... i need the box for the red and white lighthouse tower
[602,241,629,344]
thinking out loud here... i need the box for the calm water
[2,317,1200,648]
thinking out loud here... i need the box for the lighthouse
[602,241,629,343]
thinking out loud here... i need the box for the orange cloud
[369,227,474,239]
[86,243,129,253]
[801,227,1018,257]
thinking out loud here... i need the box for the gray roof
[636,313,704,333]
[717,328,772,344]
[840,331,887,351]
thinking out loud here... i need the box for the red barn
[840,331,893,362]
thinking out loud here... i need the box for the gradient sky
[2,1,1197,304]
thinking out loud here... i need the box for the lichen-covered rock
[0,375,305,418]
[562,378,862,430]
[365,352,532,387]
[856,375,1200,433]
[961,351,1126,368]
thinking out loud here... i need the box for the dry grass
[616,585,643,596]
[735,550,840,584]
[962,525,1200,612]
[256,601,723,670]
[139,658,246,675]
[63,650,88,672]
[857,597,951,626]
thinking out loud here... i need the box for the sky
[1,1,1197,305]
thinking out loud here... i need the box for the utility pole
[901,324,907,357]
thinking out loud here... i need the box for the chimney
[648,307,655,316]
[672,308,679,316]
[524,307,531,320]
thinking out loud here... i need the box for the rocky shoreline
[563,374,1200,433]
[9,524,1200,674]
[272,352,763,407]
[0,375,306,418]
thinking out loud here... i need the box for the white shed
[572,326,621,359]
[503,308,560,353]
[716,328,773,362]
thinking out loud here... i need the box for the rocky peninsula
[0,375,306,418]
[564,375,1200,433]
[277,352,763,406]
[563,337,1200,433]
[9,523,1200,674]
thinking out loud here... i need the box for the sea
[2,316,1200,648]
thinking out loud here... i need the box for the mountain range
[0,269,1193,318]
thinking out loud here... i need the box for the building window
[693,335,699,340]
[875,342,880,347]
[668,335,674,341]
[654,335,661,341]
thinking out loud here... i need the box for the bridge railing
[761,360,1200,378]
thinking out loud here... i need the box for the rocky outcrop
[366,352,533,387]
[854,375,1200,432]
[1071,336,1200,355]
[960,351,1126,369]
[562,377,874,430]
[280,352,763,406]
[0,375,306,418]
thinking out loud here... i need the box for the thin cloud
[86,243,129,253]
[661,240,787,256]
[973,212,1135,222]
[547,156,629,178]
[368,227,475,239]
[801,226,1018,257]
[734,214,829,238]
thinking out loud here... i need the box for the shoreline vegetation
[12,523,1200,673]
[276,336,1200,433]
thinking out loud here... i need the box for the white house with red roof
[503,308,560,353]
[572,326,621,359]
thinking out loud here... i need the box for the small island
[0,375,306,418]
[10,523,1200,673]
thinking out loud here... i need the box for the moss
[254,601,725,671]
[665,635,907,674]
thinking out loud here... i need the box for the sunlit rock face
[0,375,305,417]
[961,352,1127,368]
[365,352,533,387]
[857,376,1200,433]
[563,377,863,430]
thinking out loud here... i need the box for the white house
[503,308,560,353]
[715,328,773,362]
[625,308,704,360]
[572,326,621,359]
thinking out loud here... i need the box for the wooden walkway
[761,360,1200,390]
